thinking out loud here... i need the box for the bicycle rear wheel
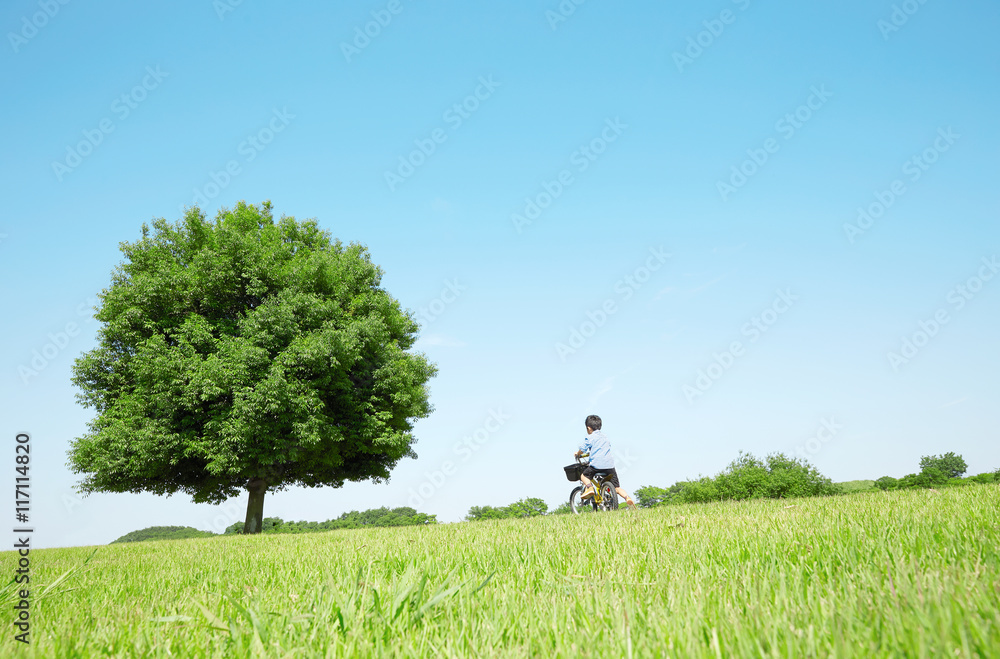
[599,481,618,511]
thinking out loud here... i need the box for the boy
[574,414,636,509]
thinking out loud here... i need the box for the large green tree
[919,452,967,479]
[69,201,436,533]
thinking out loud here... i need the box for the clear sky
[2,0,998,548]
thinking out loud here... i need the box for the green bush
[466,505,511,521]
[878,467,952,491]
[915,467,948,488]
[714,453,769,500]
[761,453,839,499]
[506,498,548,518]
[676,478,720,504]
[634,485,682,508]
[875,476,899,491]
[687,452,837,502]
[635,452,837,507]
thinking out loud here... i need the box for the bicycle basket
[564,463,585,482]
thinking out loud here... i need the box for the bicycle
[564,455,619,514]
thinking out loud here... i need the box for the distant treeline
[633,451,998,509]
[223,507,436,534]
[461,451,1000,518]
[874,452,999,491]
[111,526,215,543]
[465,498,551,521]
[112,507,436,544]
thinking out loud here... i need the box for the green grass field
[4,484,999,657]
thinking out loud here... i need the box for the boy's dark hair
[585,415,602,431]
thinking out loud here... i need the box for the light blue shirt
[579,430,615,469]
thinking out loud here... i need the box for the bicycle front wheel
[569,486,596,514]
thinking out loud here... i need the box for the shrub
[634,486,671,508]
[689,452,837,502]
[679,477,721,504]
[875,476,898,491]
[506,498,548,518]
[886,467,951,491]
[714,453,769,500]
[761,453,838,498]
[914,467,948,488]
[635,452,838,506]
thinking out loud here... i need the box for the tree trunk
[243,477,267,534]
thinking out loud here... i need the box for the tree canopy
[465,498,548,521]
[919,452,968,479]
[69,201,436,532]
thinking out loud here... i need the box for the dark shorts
[582,465,619,488]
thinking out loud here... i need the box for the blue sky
[2,0,998,548]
